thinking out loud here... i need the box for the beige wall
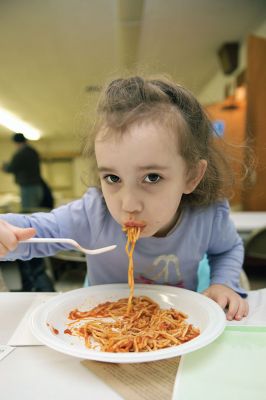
[3,19,265,205]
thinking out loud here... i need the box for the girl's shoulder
[180,200,232,235]
[82,187,106,207]
[59,187,106,211]
[177,200,235,246]
[52,187,109,227]
[51,187,115,246]
[184,199,230,220]
[69,187,109,221]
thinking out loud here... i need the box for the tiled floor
[1,258,266,293]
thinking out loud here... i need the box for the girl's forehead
[95,119,180,146]
[95,120,183,166]
[95,121,187,175]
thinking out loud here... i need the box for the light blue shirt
[0,187,246,295]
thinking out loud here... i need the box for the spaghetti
[123,224,141,313]
[63,222,200,352]
[66,296,200,352]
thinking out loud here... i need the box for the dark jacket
[40,179,54,209]
[3,145,41,185]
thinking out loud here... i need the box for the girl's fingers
[202,285,249,321]
[0,242,10,257]
[12,227,36,241]
[226,298,239,321]
[244,300,249,317]
[234,299,249,320]
[203,290,228,310]
[0,229,20,252]
[0,220,36,255]
[214,294,229,310]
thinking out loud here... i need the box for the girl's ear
[183,159,207,194]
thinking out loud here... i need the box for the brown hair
[84,75,234,207]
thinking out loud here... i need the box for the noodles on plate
[64,225,200,352]
[66,295,200,352]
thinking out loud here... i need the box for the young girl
[0,76,248,320]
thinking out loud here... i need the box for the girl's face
[95,121,205,237]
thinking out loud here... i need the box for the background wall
[1,17,265,209]
[198,19,266,105]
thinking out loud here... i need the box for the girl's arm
[204,201,249,320]
[0,188,105,261]
[0,211,65,261]
[207,201,246,294]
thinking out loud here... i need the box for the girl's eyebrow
[137,165,169,171]
[98,165,169,172]
[98,166,116,172]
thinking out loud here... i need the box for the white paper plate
[31,284,226,363]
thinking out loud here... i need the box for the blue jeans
[17,184,54,291]
[20,184,43,210]
[16,258,54,292]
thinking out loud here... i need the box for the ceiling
[0,0,265,140]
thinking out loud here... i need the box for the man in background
[2,133,55,292]
[2,133,43,211]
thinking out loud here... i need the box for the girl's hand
[202,284,249,321]
[0,220,36,257]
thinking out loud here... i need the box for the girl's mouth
[123,220,146,229]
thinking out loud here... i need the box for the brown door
[243,35,266,211]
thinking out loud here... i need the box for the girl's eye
[104,174,121,184]
[144,173,161,184]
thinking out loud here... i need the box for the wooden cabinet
[205,35,266,211]
[243,35,266,211]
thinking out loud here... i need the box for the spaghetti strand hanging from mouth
[123,225,141,313]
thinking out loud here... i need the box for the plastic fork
[20,238,116,255]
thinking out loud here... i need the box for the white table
[230,211,266,232]
[230,211,266,241]
[1,290,266,400]
[0,293,123,400]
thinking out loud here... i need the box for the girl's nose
[121,190,142,214]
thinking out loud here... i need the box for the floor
[1,258,266,293]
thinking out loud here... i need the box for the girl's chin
[140,227,160,238]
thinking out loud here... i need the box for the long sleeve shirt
[0,187,246,296]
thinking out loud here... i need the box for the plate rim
[31,284,226,363]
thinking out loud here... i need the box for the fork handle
[20,238,76,244]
